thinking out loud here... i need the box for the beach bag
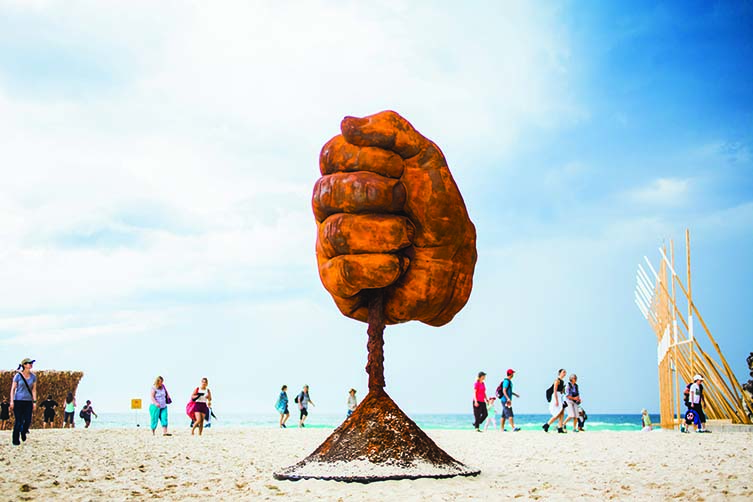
[546,386,554,403]
[294,394,300,404]
[164,386,172,405]
[186,401,197,419]
[191,387,201,402]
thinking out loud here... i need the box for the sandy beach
[1,427,751,501]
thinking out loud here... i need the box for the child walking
[483,397,498,431]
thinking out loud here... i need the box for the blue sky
[0,1,751,416]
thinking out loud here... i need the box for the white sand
[1,427,751,500]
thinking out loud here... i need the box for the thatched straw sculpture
[1,370,84,429]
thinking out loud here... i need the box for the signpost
[131,398,142,427]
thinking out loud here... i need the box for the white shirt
[689,382,702,404]
[196,387,210,404]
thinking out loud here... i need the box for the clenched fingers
[312,172,406,223]
[318,214,414,257]
[319,254,409,298]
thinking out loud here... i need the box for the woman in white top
[346,389,357,417]
[191,377,212,436]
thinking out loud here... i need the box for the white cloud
[625,177,691,207]
[0,310,163,346]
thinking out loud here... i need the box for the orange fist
[313,111,477,327]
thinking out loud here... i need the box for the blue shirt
[13,373,37,401]
[500,378,513,403]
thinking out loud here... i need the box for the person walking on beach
[41,395,58,429]
[564,374,581,432]
[79,400,98,428]
[473,371,488,432]
[0,396,10,431]
[297,385,315,428]
[347,389,358,417]
[276,385,290,428]
[498,369,521,432]
[483,396,498,431]
[63,392,76,428]
[543,368,566,433]
[190,378,212,436]
[641,409,653,431]
[689,375,709,433]
[9,358,37,445]
[150,376,171,436]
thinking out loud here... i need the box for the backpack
[497,378,510,401]
[683,383,692,407]
[546,378,563,403]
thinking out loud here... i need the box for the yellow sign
[131,399,142,410]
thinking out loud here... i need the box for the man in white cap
[689,374,709,433]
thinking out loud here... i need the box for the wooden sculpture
[275,111,478,482]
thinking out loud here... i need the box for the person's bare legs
[192,412,205,436]
[500,417,506,431]
[546,409,562,426]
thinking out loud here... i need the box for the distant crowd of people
[473,368,588,433]
[4,358,217,444]
[274,385,360,428]
[8,356,709,438]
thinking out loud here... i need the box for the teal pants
[150,404,168,430]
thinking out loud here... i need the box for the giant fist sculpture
[313,110,477,327]
[276,111,479,482]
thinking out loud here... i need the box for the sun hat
[507,369,515,376]
[693,374,704,381]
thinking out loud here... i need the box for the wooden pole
[660,245,753,420]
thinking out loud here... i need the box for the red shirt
[474,380,486,402]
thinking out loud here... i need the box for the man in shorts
[499,369,520,432]
[297,385,315,428]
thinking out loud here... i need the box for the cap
[693,374,704,381]
[507,369,515,376]
[478,371,486,378]
[19,358,35,366]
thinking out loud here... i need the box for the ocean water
[81,412,656,432]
